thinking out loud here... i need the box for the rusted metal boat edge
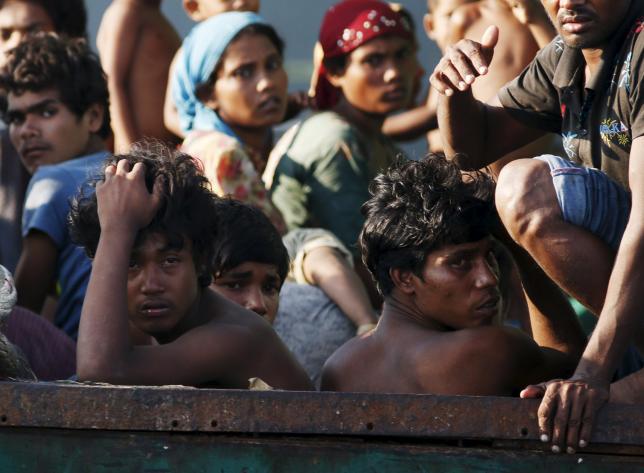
[0,381,641,447]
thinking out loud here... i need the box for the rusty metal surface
[0,381,642,448]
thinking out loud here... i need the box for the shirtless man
[97,0,181,153]
[70,142,311,390]
[321,156,585,395]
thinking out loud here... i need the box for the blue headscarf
[172,12,268,137]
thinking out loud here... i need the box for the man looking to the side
[430,0,644,453]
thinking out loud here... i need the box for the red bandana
[314,0,414,110]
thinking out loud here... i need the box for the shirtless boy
[97,0,181,152]
[70,142,311,390]
[321,156,585,395]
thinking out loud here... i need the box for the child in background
[210,199,361,386]
[97,0,181,152]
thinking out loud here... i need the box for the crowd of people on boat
[0,0,641,456]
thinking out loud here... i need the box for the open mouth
[258,96,282,113]
[475,294,500,314]
[139,300,171,317]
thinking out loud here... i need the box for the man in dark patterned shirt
[430,0,643,456]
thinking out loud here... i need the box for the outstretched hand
[430,25,499,96]
[520,376,610,454]
[96,159,164,234]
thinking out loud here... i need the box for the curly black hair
[360,154,495,296]
[211,198,289,285]
[69,140,220,287]
[0,32,110,138]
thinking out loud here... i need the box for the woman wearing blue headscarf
[171,12,379,385]
[174,11,288,232]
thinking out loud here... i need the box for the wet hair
[69,140,220,287]
[211,199,289,285]
[196,23,284,100]
[0,33,110,138]
[0,0,88,38]
[360,154,495,296]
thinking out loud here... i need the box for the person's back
[98,0,180,152]
[325,321,546,395]
[321,156,585,395]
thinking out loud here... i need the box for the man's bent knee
[495,158,562,243]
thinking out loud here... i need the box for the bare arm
[77,160,311,389]
[97,3,141,153]
[381,102,438,142]
[497,236,586,358]
[431,26,545,169]
[14,231,57,314]
[524,137,644,453]
[303,246,377,333]
[502,0,556,49]
[163,49,185,139]
[610,369,644,404]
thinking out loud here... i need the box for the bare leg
[492,222,585,356]
[496,159,615,316]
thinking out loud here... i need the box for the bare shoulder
[453,325,539,360]
[412,325,543,395]
[199,290,312,390]
[320,334,373,391]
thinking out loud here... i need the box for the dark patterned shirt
[498,2,644,190]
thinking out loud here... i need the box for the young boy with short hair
[70,142,312,390]
[209,199,360,385]
[1,33,110,338]
[0,0,87,273]
[321,156,586,395]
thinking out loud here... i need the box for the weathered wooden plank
[0,429,642,473]
[0,381,641,449]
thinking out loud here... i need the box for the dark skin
[429,0,643,454]
[76,159,312,390]
[321,238,584,395]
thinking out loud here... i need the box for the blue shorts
[534,155,631,250]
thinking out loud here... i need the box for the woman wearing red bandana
[266,0,417,260]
